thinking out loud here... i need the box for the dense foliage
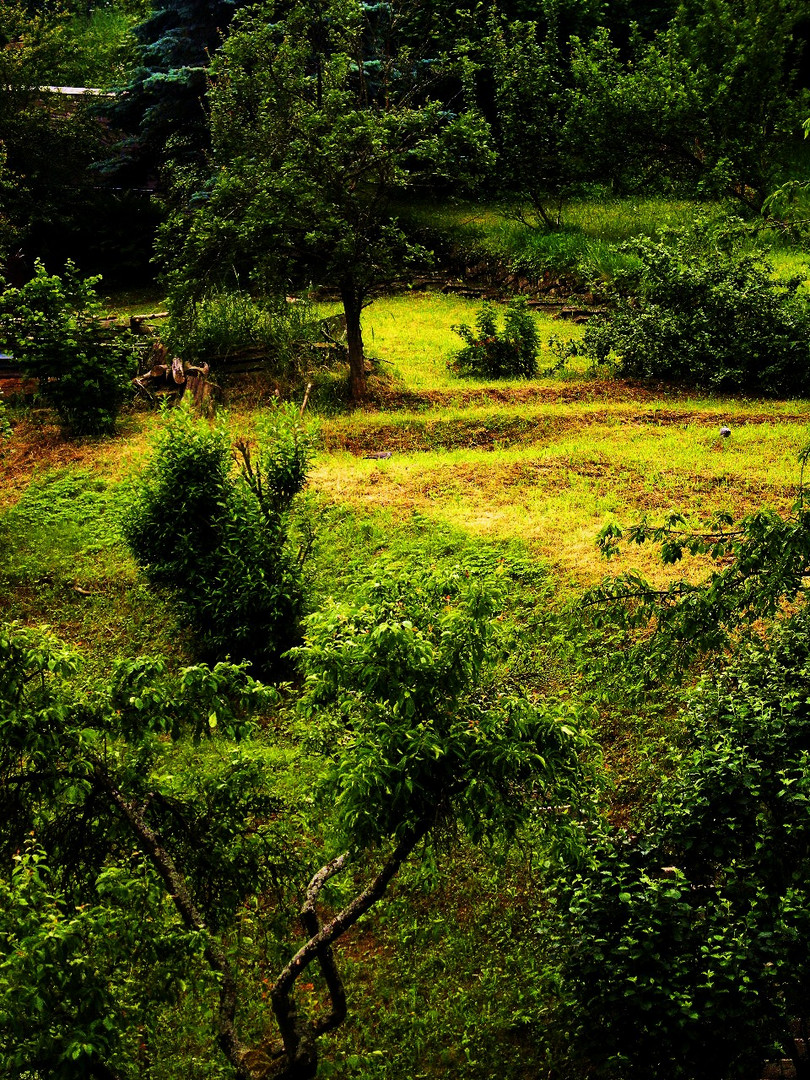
[0,261,138,435]
[448,298,539,379]
[105,0,248,185]
[293,566,590,847]
[465,10,574,228]
[0,562,589,1079]
[555,605,810,1079]
[160,0,492,399]
[123,402,313,676]
[578,230,810,394]
[7,1,810,1076]
[568,0,809,206]
[163,288,327,382]
[0,0,157,278]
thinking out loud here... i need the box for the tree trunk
[340,279,367,401]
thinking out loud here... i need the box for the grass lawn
[5,283,810,601]
[407,195,810,284]
[362,291,589,389]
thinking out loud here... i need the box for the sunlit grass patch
[0,460,192,669]
[318,395,810,452]
[361,292,588,390]
[406,198,810,290]
[414,196,712,245]
[311,415,809,588]
[0,408,161,508]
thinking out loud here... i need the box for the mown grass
[311,416,808,588]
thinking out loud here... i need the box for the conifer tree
[106,0,246,185]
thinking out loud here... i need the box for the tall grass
[405,196,807,284]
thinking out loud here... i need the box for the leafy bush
[0,261,138,436]
[292,566,591,849]
[0,620,293,1078]
[580,230,810,395]
[553,604,810,1079]
[123,401,313,675]
[448,297,539,379]
[585,441,810,679]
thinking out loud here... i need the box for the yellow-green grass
[406,197,810,286]
[311,416,810,589]
[361,292,588,390]
[100,285,167,317]
[319,394,810,445]
[409,196,712,243]
[8,277,810,611]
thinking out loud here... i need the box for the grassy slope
[4,206,810,1077]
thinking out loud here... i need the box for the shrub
[122,401,313,676]
[553,605,810,1079]
[448,297,539,379]
[0,261,138,436]
[581,229,810,395]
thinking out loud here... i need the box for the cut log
[187,372,213,413]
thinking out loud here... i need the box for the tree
[0,568,588,1078]
[160,0,492,400]
[104,0,248,186]
[473,10,574,229]
[554,604,810,1078]
[568,0,809,206]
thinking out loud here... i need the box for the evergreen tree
[105,0,247,186]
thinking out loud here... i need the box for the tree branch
[271,822,428,1007]
[299,853,350,1036]
[98,769,253,1080]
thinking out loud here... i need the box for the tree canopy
[159,0,492,399]
[0,566,589,1079]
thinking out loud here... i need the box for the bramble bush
[579,229,810,395]
[0,261,138,436]
[448,297,539,379]
[123,401,314,676]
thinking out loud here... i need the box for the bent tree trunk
[340,279,367,401]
